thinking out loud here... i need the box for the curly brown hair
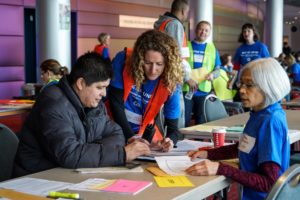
[128,30,183,92]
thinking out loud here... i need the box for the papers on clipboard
[155,156,203,176]
[137,140,211,161]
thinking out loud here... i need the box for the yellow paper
[190,67,208,83]
[154,176,194,187]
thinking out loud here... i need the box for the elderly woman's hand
[185,159,219,176]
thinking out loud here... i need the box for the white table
[181,110,300,144]
[24,166,231,200]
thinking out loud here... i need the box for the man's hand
[150,137,174,152]
[125,140,150,161]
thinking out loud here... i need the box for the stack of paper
[138,139,212,161]
[155,156,203,176]
[0,177,72,197]
[102,179,152,195]
[68,178,152,195]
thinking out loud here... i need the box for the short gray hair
[240,58,291,107]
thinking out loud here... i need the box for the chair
[203,94,229,123]
[290,152,300,165]
[265,164,300,200]
[0,123,19,182]
[222,101,244,116]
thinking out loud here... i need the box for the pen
[48,191,80,199]
[164,125,167,139]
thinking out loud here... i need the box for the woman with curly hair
[108,29,183,151]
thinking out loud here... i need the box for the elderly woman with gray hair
[185,58,291,200]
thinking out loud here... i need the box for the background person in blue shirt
[285,54,300,88]
[185,58,291,200]
[233,23,270,72]
[232,23,270,102]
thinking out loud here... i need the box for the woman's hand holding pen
[161,137,173,152]
[150,137,173,152]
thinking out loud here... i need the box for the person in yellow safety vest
[183,21,222,126]
[154,0,191,129]
[108,30,183,152]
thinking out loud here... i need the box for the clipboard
[0,189,51,200]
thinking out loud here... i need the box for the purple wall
[0,4,24,99]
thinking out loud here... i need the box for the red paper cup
[212,127,226,147]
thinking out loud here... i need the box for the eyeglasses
[236,82,258,89]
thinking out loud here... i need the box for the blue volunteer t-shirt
[110,50,181,132]
[102,47,110,59]
[234,41,270,68]
[239,103,290,200]
[292,62,300,83]
[191,41,221,96]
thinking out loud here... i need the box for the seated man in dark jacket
[13,52,150,177]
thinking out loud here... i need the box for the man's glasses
[236,82,258,89]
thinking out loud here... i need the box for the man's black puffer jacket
[13,76,126,177]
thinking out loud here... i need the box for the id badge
[181,47,190,58]
[194,54,204,63]
[238,134,256,153]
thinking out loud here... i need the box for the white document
[0,177,73,196]
[173,139,212,152]
[67,178,112,192]
[155,156,203,176]
[138,140,212,160]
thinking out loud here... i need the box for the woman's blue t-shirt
[239,103,290,200]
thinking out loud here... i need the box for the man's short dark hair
[171,0,189,13]
[69,52,113,86]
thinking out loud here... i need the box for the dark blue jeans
[184,93,206,127]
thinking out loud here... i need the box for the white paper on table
[155,156,203,176]
[138,140,212,160]
[68,178,112,192]
[0,177,73,196]
[173,140,212,152]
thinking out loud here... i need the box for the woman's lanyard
[141,79,160,123]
